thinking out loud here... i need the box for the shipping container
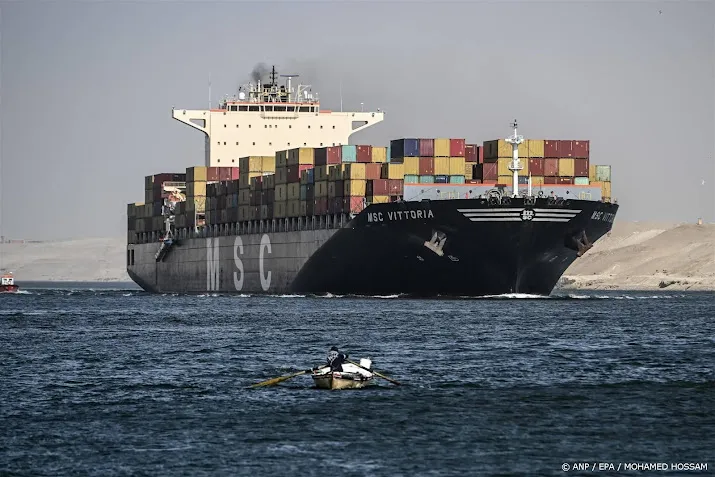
[529,158,544,176]
[419,175,434,183]
[477,145,484,164]
[371,146,387,163]
[449,175,465,184]
[344,179,367,196]
[544,140,559,158]
[419,138,434,157]
[276,150,289,168]
[465,144,477,163]
[482,162,498,181]
[434,138,450,157]
[327,146,342,164]
[544,176,558,185]
[287,164,313,183]
[300,200,307,217]
[419,157,435,176]
[573,158,589,177]
[388,179,404,195]
[315,197,329,215]
[287,183,300,201]
[531,176,545,185]
[574,177,589,185]
[464,163,474,180]
[341,145,357,162]
[275,184,287,202]
[558,140,573,158]
[314,147,327,166]
[356,145,372,163]
[497,175,513,185]
[288,147,315,166]
[497,158,511,177]
[450,139,466,157]
[343,196,366,214]
[404,174,419,184]
[207,167,220,182]
[287,200,301,218]
[239,156,274,173]
[402,157,420,176]
[435,175,449,184]
[343,163,366,180]
[301,168,315,185]
[381,163,405,180]
[558,177,574,185]
[558,158,575,177]
[449,157,466,176]
[518,176,529,185]
[274,201,287,219]
[526,139,545,158]
[187,181,207,197]
[187,166,208,182]
[434,157,450,176]
[364,163,382,180]
[544,158,559,176]
[370,195,390,204]
[391,138,420,158]
[595,165,611,182]
[483,139,513,159]
[329,197,343,214]
[573,140,589,158]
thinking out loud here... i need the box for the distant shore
[3,221,713,291]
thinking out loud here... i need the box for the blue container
[419,175,435,183]
[305,168,315,184]
[518,176,529,185]
[341,145,357,162]
[449,175,466,184]
[404,174,419,184]
[300,184,307,201]
[390,138,420,158]
[435,175,449,183]
[574,176,590,185]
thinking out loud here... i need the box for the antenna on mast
[505,118,524,198]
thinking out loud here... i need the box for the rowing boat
[311,358,374,390]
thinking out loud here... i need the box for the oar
[347,359,401,386]
[248,369,312,388]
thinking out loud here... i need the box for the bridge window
[239,106,248,111]
[265,106,273,112]
[269,142,272,146]
[224,124,226,127]
[308,125,311,129]
[236,142,238,145]
[320,125,323,129]
[249,106,259,112]
[236,124,238,127]
[333,126,335,129]
[289,125,292,128]
[275,106,286,112]
[230,105,237,111]
[265,125,267,128]
[252,142,255,145]
[299,107,309,113]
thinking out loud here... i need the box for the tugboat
[0,272,19,293]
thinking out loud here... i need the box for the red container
[419,138,434,157]
[365,163,382,180]
[206,167,220,182]
[544,176,558,184]
[482,162,498,181]
[559,140,574,158]
[558,176,574,184]
[573,158,589,177]
[287,164,313,183]
[450,138,466,157]
[544,158,559,176]
[370,179,390,196]
[388,179,404,195]
[572,140,590,159]
[231,168,240,180]
[465,144,477,163]
[529,158,544,176]
[326,146,342,164]
[477,145,484,164]
[314,147,327,166]
[343,196,366,214]
[315,198,328,215]
[356,145,372,163]
[219,167,232,181]
[419,157,435,176]
[544,140,559,158]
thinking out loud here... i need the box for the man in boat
[326,346,348,372]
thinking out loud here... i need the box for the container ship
[126,66,618,296]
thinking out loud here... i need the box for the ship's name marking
[367,209,434,223]
[591,211,616,223]
[206,235,272,292]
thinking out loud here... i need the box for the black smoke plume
[251,63,269,84]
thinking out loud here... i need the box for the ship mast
[505,119,524,198]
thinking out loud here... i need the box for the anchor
[423,230,447,257]
[573,229,593,257]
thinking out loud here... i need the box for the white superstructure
[172,66,385,167]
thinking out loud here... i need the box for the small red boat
[1,272,19,293]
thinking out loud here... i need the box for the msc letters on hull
[206,235,272,292]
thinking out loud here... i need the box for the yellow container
[531,176,545,185]
[403,157,420,176]
[240,156,272,172]
[449,157,465,176]
[344,179,367,197]
[527,139,544,158]
[287,182,300,201]
[275,184,287,202]
[188,181,207,197]
[497,158,511,177]
[433,157,450,176]
[287,200,301,217]
[589,165,597,182]
[288,147,314,165]
[602,181,612,199]
[343,163,367,180]
[492,139,512,158]
[186,197,206,212]
[497,175,513,185]
[371,195,390,204]
[274,201,287,219]
[464,163,474,180]
[381,163,405,180]
[315,181,329,198]
[371,146,387,163]
[434,138,450,157]
[187,166,208,182]
[558,158,575,177]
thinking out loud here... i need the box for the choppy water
[1,284,714,476]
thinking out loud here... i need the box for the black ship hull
[127,197,618,297]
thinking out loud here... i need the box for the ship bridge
[172,65,385,167]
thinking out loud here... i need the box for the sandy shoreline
[2,221,713,291]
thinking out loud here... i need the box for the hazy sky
[1,1,713,240]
